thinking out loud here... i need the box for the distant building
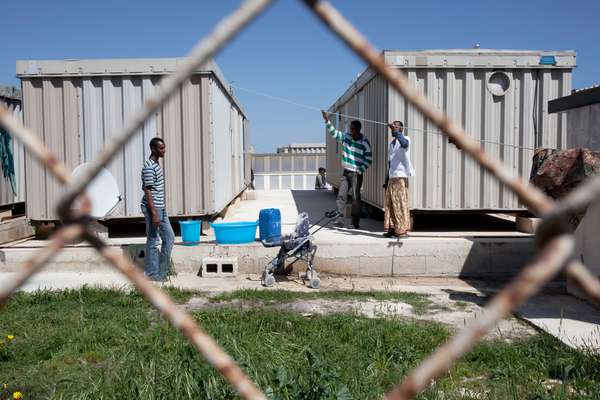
[277,143,326,154]
[252,143,326,190]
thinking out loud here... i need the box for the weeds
[1,288,599,399]
[211,289,434,315]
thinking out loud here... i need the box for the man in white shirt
[383,121,415,238]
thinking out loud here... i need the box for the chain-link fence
[1,1,599,399]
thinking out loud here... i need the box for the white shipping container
[327,49,575,211]
[17,58,250,221]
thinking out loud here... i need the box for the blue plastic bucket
[211,221,258,244]
[259,208,281,242]
[179,220,201,245]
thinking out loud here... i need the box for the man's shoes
[145,273,167,282]
[351,218,360,229]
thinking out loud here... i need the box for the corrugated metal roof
[573,85,600,93]
[383,49,576,68]
[331,49,576,112]
[549,85,600,113]
[16,58,247,118]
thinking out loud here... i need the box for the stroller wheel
[310,276,321,290]
[263,273,276,287]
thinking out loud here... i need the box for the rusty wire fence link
[0,0,599,399]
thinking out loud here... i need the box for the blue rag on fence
[0,128,16,195]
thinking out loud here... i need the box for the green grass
[211,289,434,315]
[1,288,599,399]
[161,287,203,304]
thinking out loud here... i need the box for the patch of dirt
[185,292,537,340]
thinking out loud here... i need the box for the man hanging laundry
[383,121,414,238]
[321,110,372,229]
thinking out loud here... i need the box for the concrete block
[516,216,541,234]
[487,239,535,278]
[359,256,393,276]
[317,243,393,258]
[315,255,360,276]
[426,255,470,276]
[200,257,238,278]
[0,218,34,245]
[171,244,210,273]
[392,256,426,276]
[0,247,116,273]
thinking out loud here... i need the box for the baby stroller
[261,210,338,289]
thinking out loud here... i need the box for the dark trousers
[337,169,363,223]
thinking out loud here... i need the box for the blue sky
[2,0,599,152]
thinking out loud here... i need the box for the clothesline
[230,83,538,152]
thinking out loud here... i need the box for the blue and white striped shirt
[141,159,165,209]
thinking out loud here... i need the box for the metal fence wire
[1,0,600,399]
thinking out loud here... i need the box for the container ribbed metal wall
[0,86,25,206]
[17,59,249,221]
[327,50,575,211]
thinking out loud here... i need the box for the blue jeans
[141,205,174,279]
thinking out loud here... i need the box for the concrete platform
[518,294,600,352]
[0,190,535,279]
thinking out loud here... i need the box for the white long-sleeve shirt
[388,137,415,178]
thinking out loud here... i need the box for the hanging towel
[0,128,16,195]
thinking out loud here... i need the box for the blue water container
[179,220,201,245]
[259,208,281,242]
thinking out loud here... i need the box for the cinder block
[200,257,238,278]
[392,256,426,276]
[359,256,393,276]
[315,255,360,276]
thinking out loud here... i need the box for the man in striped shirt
[321,110,373,229]
[141,137,174,282]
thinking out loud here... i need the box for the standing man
[321,110,372,229]
[141,137,174,281]
[383,121,414,238]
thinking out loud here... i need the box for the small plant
[0,335,16,362]
[1,383,25,400]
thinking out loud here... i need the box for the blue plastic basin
[211,221,258,244]
[179,220,201,245]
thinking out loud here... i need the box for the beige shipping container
[17,58,250,221]
[0,85,26,207]
[327,49,575,211]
